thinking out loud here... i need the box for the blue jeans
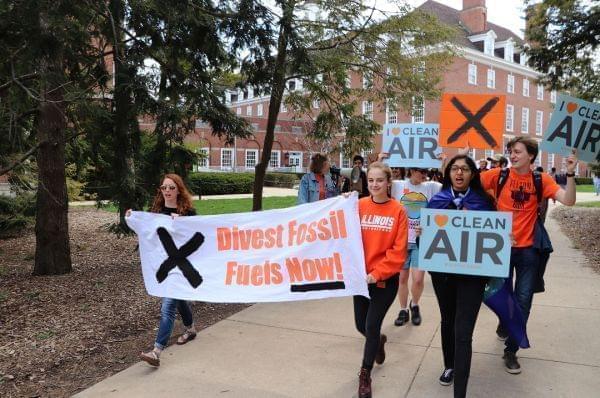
[505,247,539,353]
[155,298,194,350]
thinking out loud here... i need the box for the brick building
[184,0,589,176]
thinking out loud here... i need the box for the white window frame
[411,96,425,124]
[236,107,241,115]
[536,110,544,136]
[195,147,210,170]
[245,149,258,169]
[280,102,287,113]
[468,64,477,85]
[386,100,397,124]
[536,149,543,167]
[522,107,529,134]
[340,153,351,168]
[257,103,263,117]
[288,151,303,168]
[312,98,320,109]
[506,104,514,132]
[487,68,496,89]
[537,84,544,101]
[269,150,281,168]
[220,148,234,169]
[507,74,515,93]
[246,105,252,116]
[523,79,530,97]
[550,90,557,104]
[362,72,373,89]
[362,101,373,120]
[547,153,555,170]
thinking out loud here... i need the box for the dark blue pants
[505,247,539,353]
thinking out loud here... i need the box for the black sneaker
[439,368,454,386]
[503,351,521,374]
[496,323,509,341]
[394,309,409,326]
[410,301,422,326]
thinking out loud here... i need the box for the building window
[536,110,544,135]
[537,84,544,101]
[484,149,494,160]
[221,148,234,169]
[340,152,351,168]
[522,107,529,133]
[468,64,477,85]
[246,105,252,116]
[236,107,241,115]
[536,149,543,167]
[269,150,280,168]
[550,90,557,103]
[484,36,494,55]
[362,101,373,120]
[281,102,287,113]
[287,80,296,91]
[548,153,555,170]
[312,98,320,109]
[195,147,210,170]
[245,149,258,169]
[487,68,496,89]
[362,72,373,89]
[257,103,263,117]
[506,105,514,132]
[291,126,303,134]
[411,96,424,123]
[507,74,515,93]
[288,151,303,168]
[523,79,530,97]
[504,42,514,62]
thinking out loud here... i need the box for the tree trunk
[252,0,295,211]
[33,16,71,275]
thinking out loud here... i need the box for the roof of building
[416,0,525,49]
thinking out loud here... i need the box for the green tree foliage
[525,0,599,100]
[223,0,455,210]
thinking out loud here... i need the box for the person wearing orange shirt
[481,136,577,374]
[354,162,408,398]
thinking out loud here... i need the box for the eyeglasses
[160,185,177,191]
[450,166,472,173]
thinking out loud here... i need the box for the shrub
[264,172,298,188]
[575,177,592,185]
[0,193,36,237]
[188,172,254,195]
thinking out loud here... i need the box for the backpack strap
[532,170,544,216]
[495,168,510,199]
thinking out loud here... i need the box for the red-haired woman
[138,174,198,367]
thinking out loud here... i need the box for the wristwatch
[566,172,575,177]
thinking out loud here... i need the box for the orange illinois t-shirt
[358,197,408,281]
[481,168,560,247]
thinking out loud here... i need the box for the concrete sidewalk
[77,192,600,398]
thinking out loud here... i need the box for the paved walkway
[76,192,600,398]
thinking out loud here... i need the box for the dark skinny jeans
[353,274,399,370]
[430,272,488,398]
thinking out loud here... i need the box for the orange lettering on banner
[217,225,284,251]
[225,260,283,286]
[288,210,347,246]
[285,252,344,283]
[439,93,506,150]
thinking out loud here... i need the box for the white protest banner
[418,209,512,277]
[381,123,441,168]
[126,195,369,303]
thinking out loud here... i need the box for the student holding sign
[354,162,408,398]
[481,136,577,375]
[136,174,198,367]
[425,155,496,398]
[390,168,441,328]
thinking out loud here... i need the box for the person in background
[425,155,496,398]
[487,154,508,169]
[481,137,577,374]
[342,155,369,198]
[297,153,339,204]
[391,167,441,328]
[391,167,405,181]
[594,173,600,196]
[478,159,488,173]
[354,162,408,398]
[134,173,198,367]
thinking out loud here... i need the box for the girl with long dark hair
[425,155,496,398]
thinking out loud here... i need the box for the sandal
[140,350,160,367]
[176,330,197,345]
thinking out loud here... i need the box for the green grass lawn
[576,201,600,208]
[93,196,298,215]
[576,185,595,192]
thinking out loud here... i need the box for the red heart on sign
[391,127,400,136]
[434,215,448,227]
[566,102,578,114]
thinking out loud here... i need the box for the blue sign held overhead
[540,94,600,163]
[418,209,512,278]
[381,123,442,168]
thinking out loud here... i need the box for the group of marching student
[298,136,578,398]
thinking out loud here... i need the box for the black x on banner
[448,96,500,147]
[156,227,204,288]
